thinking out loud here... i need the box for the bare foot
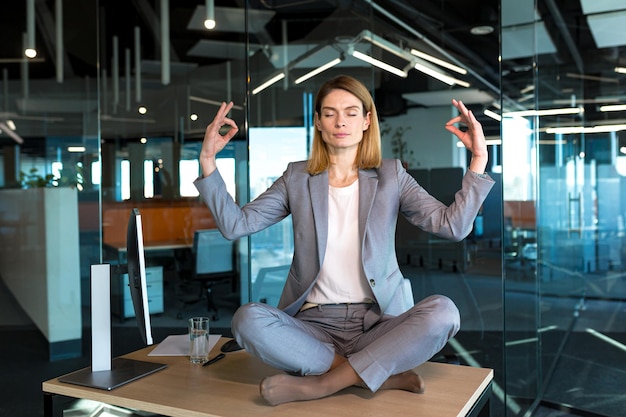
[377,371,425,393]
[260,374,333,406]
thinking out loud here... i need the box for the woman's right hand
[200,101,239,177]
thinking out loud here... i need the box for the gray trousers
[231,294,460,392]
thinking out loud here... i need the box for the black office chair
[176,229,237,320]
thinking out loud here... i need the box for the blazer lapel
[358,169,378,242]
[309,172,328,268]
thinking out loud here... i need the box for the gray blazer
[194,159,494,329]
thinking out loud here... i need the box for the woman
[194,75,494,405]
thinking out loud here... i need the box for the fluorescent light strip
[615,67,626,74]
[566,72,619,84]
[410,49,467,75]
[413,61,469,87]
[457,138,501,147]
[503,107,583,117]
[67,146,86,153]
[0,122,24,144]
[189,95,243,110]
[546,124,626,134]
[484,109,501,121]
[351,50,407,78]
[600,104,626,112]
[413,62,453,85]
[252,73,286,95]
[586,328,626,353]
[294,58,342,84]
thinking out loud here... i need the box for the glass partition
[501,0,626,415]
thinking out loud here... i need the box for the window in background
[248,127,309,306]
[144,160,154,198]
[179,157,235,198]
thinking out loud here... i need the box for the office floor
[0,261,621,417]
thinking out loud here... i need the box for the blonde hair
[307,75,382,175]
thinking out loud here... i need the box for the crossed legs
[232,295,459,405]
[260,354,425,405]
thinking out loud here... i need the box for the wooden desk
[43,340,493,417]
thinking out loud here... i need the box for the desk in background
[43,339,493,417]
[104,240,193,320]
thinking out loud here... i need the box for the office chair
[176,229,237,320]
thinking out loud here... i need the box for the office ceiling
[1,0,626,148]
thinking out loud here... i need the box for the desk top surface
[43,339,493,417]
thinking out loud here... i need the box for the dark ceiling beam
[541,0,584,73]
[132,0,180,61]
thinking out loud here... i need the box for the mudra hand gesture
[445,99,488,174]
[200,101,239,177]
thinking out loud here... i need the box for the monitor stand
[59,264,166,391]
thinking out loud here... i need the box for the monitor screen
[126,208,153,345]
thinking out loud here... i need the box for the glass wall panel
[0,0,100,360]
[95,1,250,322]
[502,0,626,415]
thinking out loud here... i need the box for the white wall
[0,188,82,344]
[381,105,466,169]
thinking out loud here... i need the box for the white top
[306,180,374,304]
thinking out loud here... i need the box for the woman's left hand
[445,99,488,174]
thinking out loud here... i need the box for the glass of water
[189,317,210,364]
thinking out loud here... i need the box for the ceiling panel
[580,0,626,15]
[587,10,626,48]
[501,22,556,60]
[187,40,262,60]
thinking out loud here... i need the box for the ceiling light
[138,106,147,115]
[361,30,411,61]
[409,49,467,75]
[140,137,147,144]
[484,109,502,121]
[546,124,626,134]
[470,25,494,36]
[520,85,535,94]
[457,138,501,147]
[190,113,198,121]
[615,67,626,74]
[67,146,86,153]
[25,0,37,58]
[599,104,626,112]
[294,57,342,84]
[566,72,618,84]
[351,50,407,78]
[412,61,469,87]
[0,122,24,144]
[204,0,215,30]
[24,48,37,59]
[503,107,583,117]
[6,120,16,130]
[252,72,285,95]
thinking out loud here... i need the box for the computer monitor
[59,208,165,390]
[126,208,153,345]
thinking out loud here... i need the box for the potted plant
[382,124,414,169]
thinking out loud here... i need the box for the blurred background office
[0,1,625,416]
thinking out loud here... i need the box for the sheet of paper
[148,334,221,356]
